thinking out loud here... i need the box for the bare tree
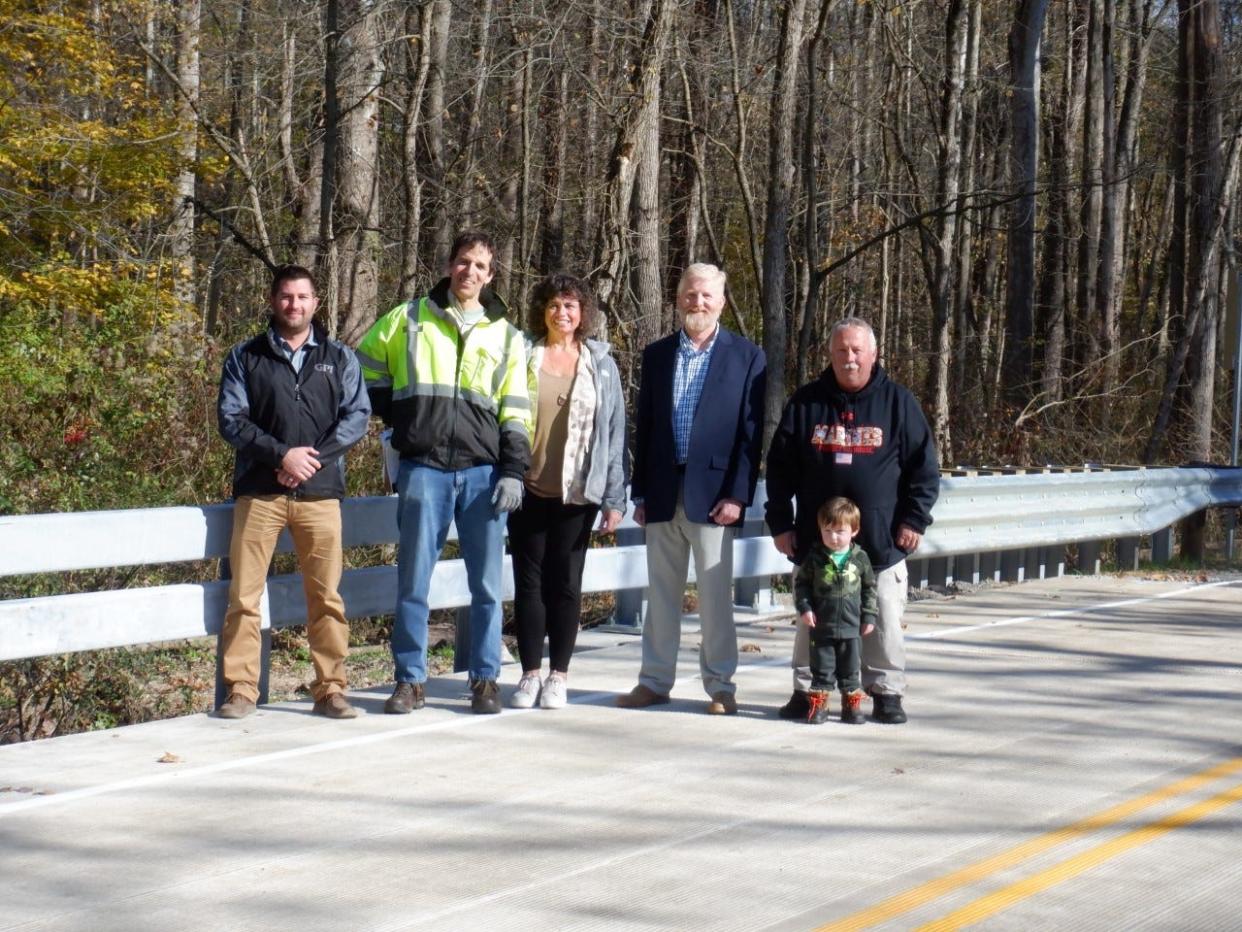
[1002,0,1051,407]
[334,0,385,343]
[760,0,810,447]
[172,0,201,326]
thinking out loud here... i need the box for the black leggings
[508,492,599,672]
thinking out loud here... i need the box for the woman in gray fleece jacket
[508,273,628,710]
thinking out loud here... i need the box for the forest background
[1,0,1240,738]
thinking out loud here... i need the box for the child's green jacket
[793,542,878,638]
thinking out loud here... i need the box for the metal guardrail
[1,467,1239,665]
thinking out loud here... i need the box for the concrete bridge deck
[2,572,1240,931]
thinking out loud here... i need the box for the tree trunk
[760,0,809,449]
[1076,0,1105,371]
[335,0,384,344]
[318,0,340,323]
[796,0,834,388]
[1184,0,1224,464]
[1002,0,1051,408]
[1037,9,1070,405]
[633,54,664,349]
[925,0,969,462]
[172,0,201,329]
[539,69,569,275]
[401,2,434,295]
[458,0,494,223]
[590,0,670,330]
[425,0,453,266]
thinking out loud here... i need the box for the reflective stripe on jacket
[356,279,532,477]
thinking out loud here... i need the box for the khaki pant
[792,559,908,696]
[639,496,738,698]
[221,495,349,703]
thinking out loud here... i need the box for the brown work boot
[806,690,831,725]
[470,678,502,714]
[216,693,256,719]
[385,681,425,714]
[706,691,738,715]
[840,689,866,725]
[615,684,670,709]
[313,692,358,719]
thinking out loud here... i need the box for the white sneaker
[510,673,542,709]
[540,672,568,709]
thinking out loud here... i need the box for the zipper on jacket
[446,322,472,468]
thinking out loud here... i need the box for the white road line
[741,578,1240,669]
[910,579,1240,640]
[0,689,615,820]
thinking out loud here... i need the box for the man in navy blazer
[617,263,766,714]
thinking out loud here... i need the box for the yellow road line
[917,780,1242,931]
[816,756,1242,932]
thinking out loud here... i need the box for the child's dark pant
[810,634,861,691]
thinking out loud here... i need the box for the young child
[793,497,878,724]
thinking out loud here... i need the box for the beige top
[526,369,575,498]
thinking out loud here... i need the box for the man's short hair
[527,273,602,341]
[677,262,727,295]
[817,496,861,532]
[829,316,877,350]
[270,264,316,296]
[449,231,498,274]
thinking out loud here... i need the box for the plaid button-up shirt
[672,324,719,464]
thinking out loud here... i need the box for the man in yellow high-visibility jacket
[356,232,531,714]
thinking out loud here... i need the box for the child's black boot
[840,689,866,724]
[807,689,831,724]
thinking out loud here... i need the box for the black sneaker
[806,690,832,725]
[870,692,907,724]
[385,681,425,714]
[471,679,502,714]
[778,690,810,720]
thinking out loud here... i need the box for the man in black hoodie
[765,317,939,724]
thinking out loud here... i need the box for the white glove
[491,477,524,514]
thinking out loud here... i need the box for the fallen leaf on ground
[157,752,181,764]
[740,643,762,653]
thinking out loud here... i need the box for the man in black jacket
[765,317,939,724]
[215,265,371,720]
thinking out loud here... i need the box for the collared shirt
[273,326,318,374]
[672,324,719,464]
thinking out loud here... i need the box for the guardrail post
[454,606,470,673]
[956,552,981,585]
[926,556,952,588]
[733,522,779,611]
[908,558,928,590]
[1150,527,1174,564]
[1042,546,1065,578]
[1075,541,1102,575]
[1116,536,1140,571]
[1000,549,1025,582]
[596,524,646,633]
[980,551,1001,582]
[1025,547,1045,581]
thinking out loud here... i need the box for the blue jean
[392,461,508,683]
